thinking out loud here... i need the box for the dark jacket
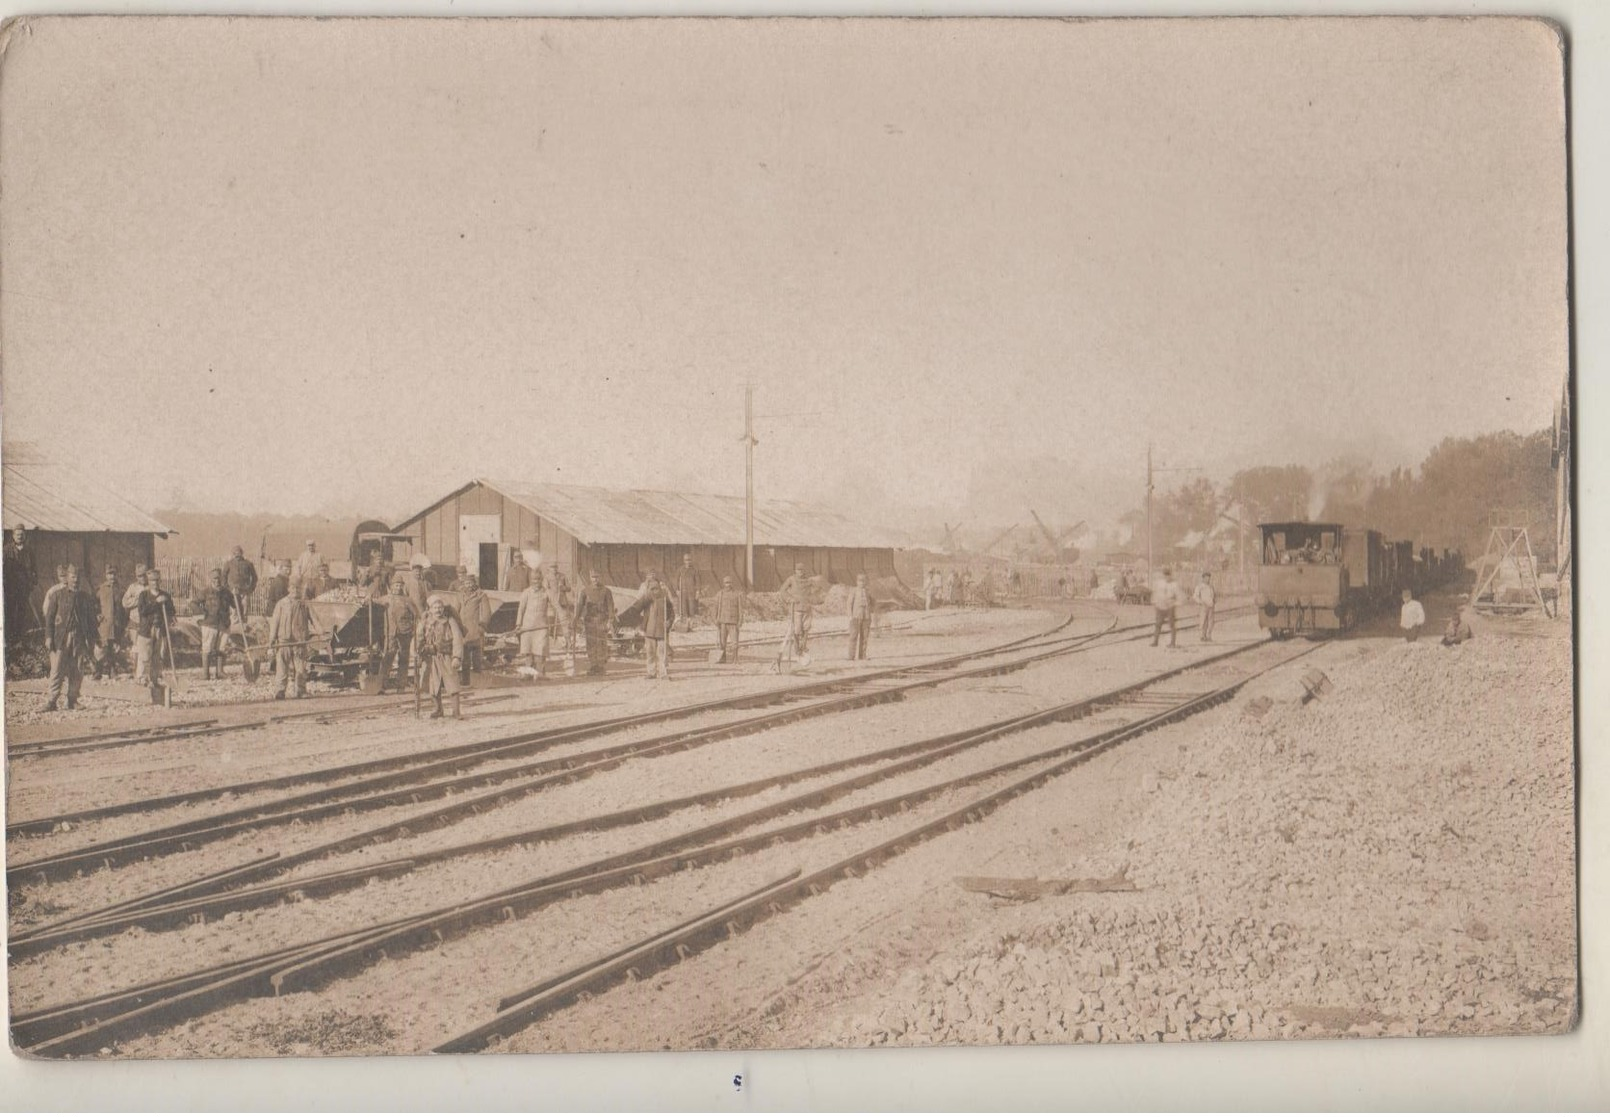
[97,582,126,642]
[44,586,97,648]
[264,573,290,613]
[459,590,493,642]
[195,586,233,629]
[573,584,617,629]
[135,589,176,640]
[636,586,674,640]
[501,561,532,593]
[714,588,744,626]
[224,555,258,597]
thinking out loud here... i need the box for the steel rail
[7,607,1091,840]
[15,640,1303,1056]
[433,646,1315,1053]
[6,610,1117,880]
[13,634,1245,948]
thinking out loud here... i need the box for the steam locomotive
[1255,521,1461,637]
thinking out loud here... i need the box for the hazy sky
[0,17,1567,526]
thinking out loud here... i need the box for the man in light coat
[515,570,558,678]
[1151,568,1182,648]
[267,581,315,699]
[846,573,875,661]
[1193,572,1217,643]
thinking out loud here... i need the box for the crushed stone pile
[827,631,1576,1046]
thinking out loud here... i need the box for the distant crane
[1029,510,1086,562]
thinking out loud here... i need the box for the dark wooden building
[2,444,173,619]
[391,479,907,592]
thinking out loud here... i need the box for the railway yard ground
[2,595,1576,1058]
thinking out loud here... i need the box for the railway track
[12,627,1301,1057]
[9,604,1247,893]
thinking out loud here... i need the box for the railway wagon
[1256,521,1392,636]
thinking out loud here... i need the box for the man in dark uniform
[132,569,177,689]
[572,570,617,676]
[3,525,37,652]
[671,553,700,634]
[501,549,532,593]
[224,545,258,620]
[634,571,675,679]
[193,567,234,680]
[383,576,417,691]
[43,564,96,710]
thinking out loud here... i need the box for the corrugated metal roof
[405,479,910,549]
[2,444,173,535]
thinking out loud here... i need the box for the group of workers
[7,524,888,715]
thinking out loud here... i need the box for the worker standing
[713,575,744,664]
[416,595,465,718]
[634,571,675,679]
[267,581,316,699]
[3,526,37,654]
[458,581,493,685]
[846,573,875,661]
[42,564,96,711]
[1193,571,1217,643]
[224,545,258,621]
[383,576,417,691]
[1151,567,1181,648]
[132,570,176,689]
[671,553,700,634]
[547,564,575,651]
[924,568,940,611]
[193,568,234,680]
[779,562,816,654]
[1400,588,1426,643]
[515,570,558,678]
[501,549,532,593]
[93,566,127,680]
[292,540,321,586]
[573,571,617,676]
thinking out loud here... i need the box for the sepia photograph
[0,12,1577,1072]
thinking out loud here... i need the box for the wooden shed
[2,444,173,620]
[390,479,907,592]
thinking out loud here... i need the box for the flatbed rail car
[1256,521,1391,636]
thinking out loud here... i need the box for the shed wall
[16,531,155,622]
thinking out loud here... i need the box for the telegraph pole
[1145,442,1202,574]
[744,384,756,588]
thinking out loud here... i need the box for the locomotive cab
[1256,522,1353,636]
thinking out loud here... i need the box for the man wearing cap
[416,595,465,718]
[547,565,574,650]
[131,569,177,688]
[634,571,675,679]
[713,575,744,664]
[671,553,700,634]
[457,579,494,685]
[268,580,315,699]
[501,549,532,593]
[515,569,558,678]
[42,564,96,711]
[779,562,817,654]
[224,545,258,620]
[572,570,617,676]
[192,567,234,680]
[1193,571,1217,643]
[93,566,127,680]
[1150,568,1181,648]
[846,573,875,661]
[383,576,418,691]
[40,563,69,620]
